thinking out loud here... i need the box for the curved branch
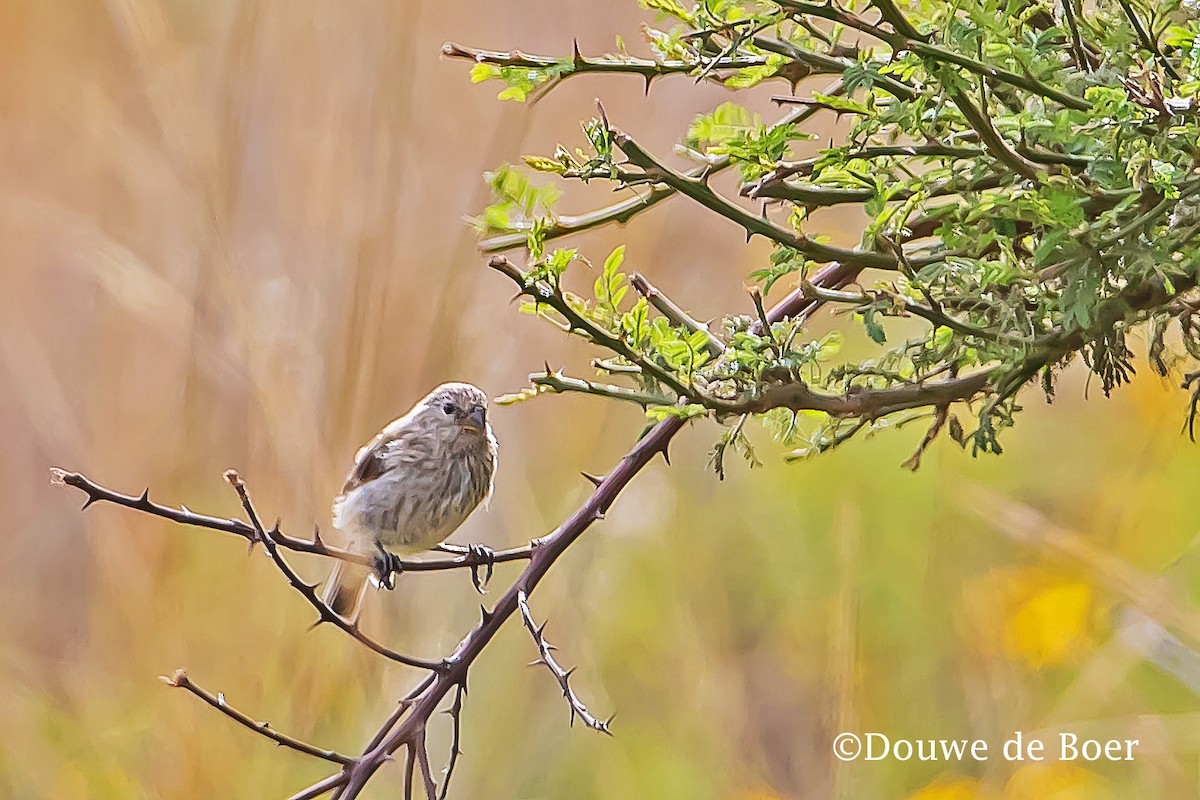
[161,669,355,766]
[611,129,929,270]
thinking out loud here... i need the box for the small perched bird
[322,383,497,618]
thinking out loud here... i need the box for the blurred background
[3,2,1200,798]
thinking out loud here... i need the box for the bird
[322,382,497,619]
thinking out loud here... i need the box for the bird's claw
[373,548,403,591]
[467,544,495,594]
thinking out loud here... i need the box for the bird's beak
[463,406,487,433]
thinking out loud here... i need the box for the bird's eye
[442,403,456,415]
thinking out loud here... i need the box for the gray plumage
[322,383,497,617]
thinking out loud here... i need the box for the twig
[531,372,678,407]
[49,468,532,574]
[442,41,769,83]
[160,668,354,766]
[1115,0,1180,82]
[945,86,1041,182]
[611,129,926,270]
[517,590,612,734]
[488,256,696,398]
[285,773,348,800]
[630,273,726,357]
[437,684,466,800]
[222,470,446,672]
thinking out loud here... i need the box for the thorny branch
[160,668,355,766]
[518,590,613,734]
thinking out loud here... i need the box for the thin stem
[630,273,726,357]
[442,41,770,81]
[48,469,532,573]
[517,591,612,733]
[223,471,445,672]
[161,669,355,765]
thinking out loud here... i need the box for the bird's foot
[467,543,495,595]
[373,547,403,591]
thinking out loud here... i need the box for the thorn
[535,622,548,639]
[565,667,577,680]
[80,495,99,511]
[312,524,324,547]
[527,658,545,667]
[643,74,653,95]
[138,488,150,505]
[480,604,493,623]
[659,440,672,465]
[572,38,583,65]
[581,472,604,487]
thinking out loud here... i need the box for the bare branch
[517,590,612,734]
[160,668,354,766]
[48,468,532,574]
[285,773,348,800]
[437,684,466,800]
[222,470,446,672]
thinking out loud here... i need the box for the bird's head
[416,382,491,447]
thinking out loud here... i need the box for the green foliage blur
[3,2,1200,799]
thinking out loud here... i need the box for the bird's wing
[340,419,409,494]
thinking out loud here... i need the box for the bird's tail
[321,559,370,620]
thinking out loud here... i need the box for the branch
[1115,0,1180,82]
[611,129,926,270]
[945,86,1042,182]
[630,273,726,357]
[517,591,612,734]
[775,0,1090,109]
[745,171,1008,206]
[479,88,842,253]
[712,369,995,418]
[222,469,446,672]
[48,468,531,574]
[531,371,679,408]
[160,668,354,766]
[442,41,770,83]
[488,255,696,398]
